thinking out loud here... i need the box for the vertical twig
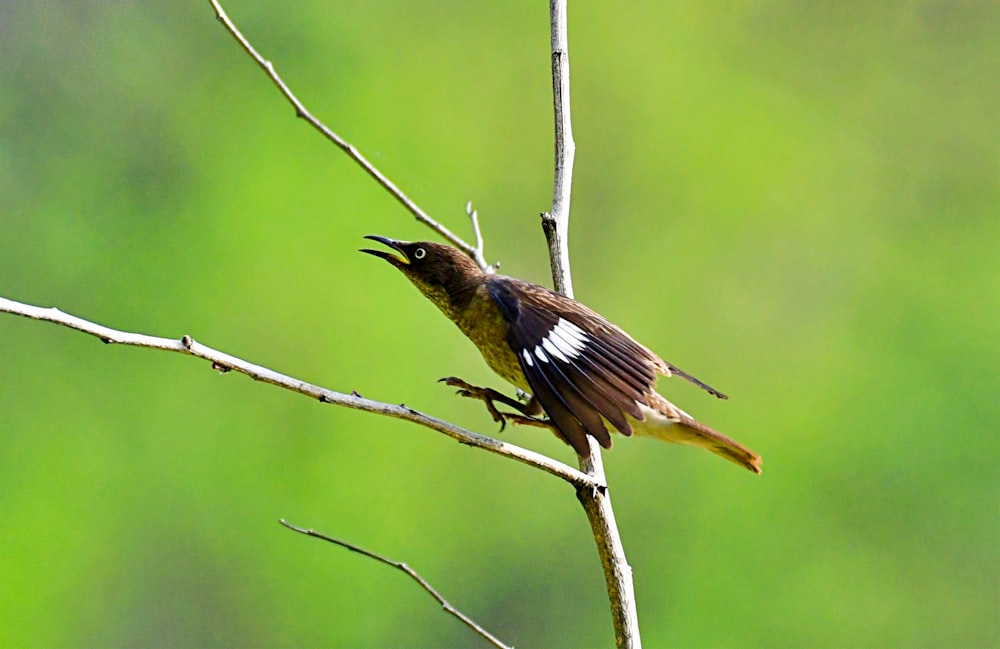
[543,2,642,648]
[542,0,576,298]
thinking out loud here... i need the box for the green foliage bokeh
[1,2,997,647]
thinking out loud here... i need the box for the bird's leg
[438,377,552,432]
[496,393,555,429]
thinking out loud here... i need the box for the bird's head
[360,236,484,319]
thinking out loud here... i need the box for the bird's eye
[413,248,426,260]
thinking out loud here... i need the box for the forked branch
[3,1,643,646]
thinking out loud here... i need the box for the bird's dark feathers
[488,277,687,456]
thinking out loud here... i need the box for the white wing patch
[541,336,568,362]
[545,318,588,359]
[520,318,588,369]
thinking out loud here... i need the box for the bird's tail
[634,400,762,473]
[673,417,762,474]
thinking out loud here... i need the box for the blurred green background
[2,1,997,647]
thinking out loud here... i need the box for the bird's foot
[439,376,543,432]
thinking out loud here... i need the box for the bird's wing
[488,278,663,456]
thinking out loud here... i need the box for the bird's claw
[438,376,548,433]
[439,376,475,393]
[439,377,507,428]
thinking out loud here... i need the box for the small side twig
[0,296,600,491]
[206,0,490,272]
[280,520,511,649]
[466,202,498,273]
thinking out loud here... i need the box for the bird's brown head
[360,236,485,321]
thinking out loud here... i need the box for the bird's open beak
[360,235,410,266]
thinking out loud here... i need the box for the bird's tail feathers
[635,400,762,473]
[672,416,762,474]
[678,419,761,473]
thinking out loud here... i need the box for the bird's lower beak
[360,235,410,266]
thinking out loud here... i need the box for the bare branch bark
[280,520,512,649]
[4,3,643,645]
[206,0,490,272]
[542,0,576,298]
[0,296,600,491]
[206,0,638,641]
[543,2,642,647]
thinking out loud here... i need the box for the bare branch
[542,0,577,298]
[574,462,640,649]
[0,296,600,491]
[279,520,512,649]
[543,2,642,647]
[206,0,490,271]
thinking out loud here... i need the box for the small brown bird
[361,236,761,473]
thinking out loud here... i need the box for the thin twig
[280,520,512,649]
[0,296,600,491]
[466,202,497,273]
[206,0,490,272]
[543,2,642,647]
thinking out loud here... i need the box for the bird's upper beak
[360,235,410,267]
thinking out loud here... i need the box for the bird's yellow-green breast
[453,280,530,393]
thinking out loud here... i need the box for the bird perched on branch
[361,236,761,473]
